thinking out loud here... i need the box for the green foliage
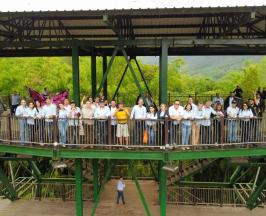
[0,56,265,106]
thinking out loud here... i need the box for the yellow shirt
[115,108,129,124]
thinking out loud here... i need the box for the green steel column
[72,45,80,106]
[91,50,97,98]
[102,56,107,97]
[0,167,17,201]
[129,162,151,216]
[159,39,169,104]
[159,161,167,216]
[75,159,83,216]
[92,159,99,202]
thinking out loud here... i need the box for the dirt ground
[0,180,265,216]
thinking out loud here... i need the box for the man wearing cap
[224,92,237,111]
[226,100,239,143]
[94,99,111,144]
[114,101,130,145]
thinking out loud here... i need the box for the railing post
[108,117,112,145]
[8,114,12,144]
[52,116,58,144]
[220,117,225,145]
[164,117,169,145]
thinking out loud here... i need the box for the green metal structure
[1,5,266,216]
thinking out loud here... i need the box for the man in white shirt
[42,97,57,143]
[226,100,239,143]
[15,99,28,144]
[94,99,110,144]
[116,176,125,204]
[130,98,147,145]
[110,100,117,144]
[168,100,184,145]
[201,101,216,144]
[11,91,21,115]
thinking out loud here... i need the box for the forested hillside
[0,56,265,103]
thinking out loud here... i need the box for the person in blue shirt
[116,176,126,204]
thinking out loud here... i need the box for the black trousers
[116,190,125,204]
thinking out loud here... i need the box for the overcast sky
[1,0,265,12]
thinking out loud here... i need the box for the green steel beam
[91,161,113,216]
[167,147,266,161]
[72,45,80,106]
[0,144,53,157]
[129,162,151,216]
[92,159,99,202]
[91,49,97,98]
[121,48,147,104]
[159,161,167,216]
[60,149,164,160]
[134,58,153,99]
[112,63,129,101]
[0,157,35,161]
[102,56,107,97]
[178,181,231,187]
[246,178,266,210]
[159,38,168,104]
[96,47,118,95]
[149,161,159,182]
[229,166,242,185]
[0,167,17,201]
[29,161,42,181]
[75,159,83,216]
[1,145,266,161]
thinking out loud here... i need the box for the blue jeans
[45,122,53,143]
[117,190,125,204]
[58,120,67,144]
[147,125,155,145]
[19,119,27,144]
[182,124,191,145]
[228,120,237,143]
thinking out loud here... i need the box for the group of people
[11,88,264,147]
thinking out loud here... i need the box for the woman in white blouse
[81,100,95,144]
[25,101,37,143]
[182,104,194,148]
[35,100,44,143]
[146,105,157,145]
[239,102,254,142]
[58,102,68,145]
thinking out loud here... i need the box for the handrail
[0,116,265,149]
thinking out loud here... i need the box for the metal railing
[0,116,266,149]
[168,93,228,105]
[167,186,266,207]
[0,181,93,201]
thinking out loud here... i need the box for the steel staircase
[167,159,217,186]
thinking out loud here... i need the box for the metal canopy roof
[0,6,266,56]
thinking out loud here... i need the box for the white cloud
[1,0,265,12]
